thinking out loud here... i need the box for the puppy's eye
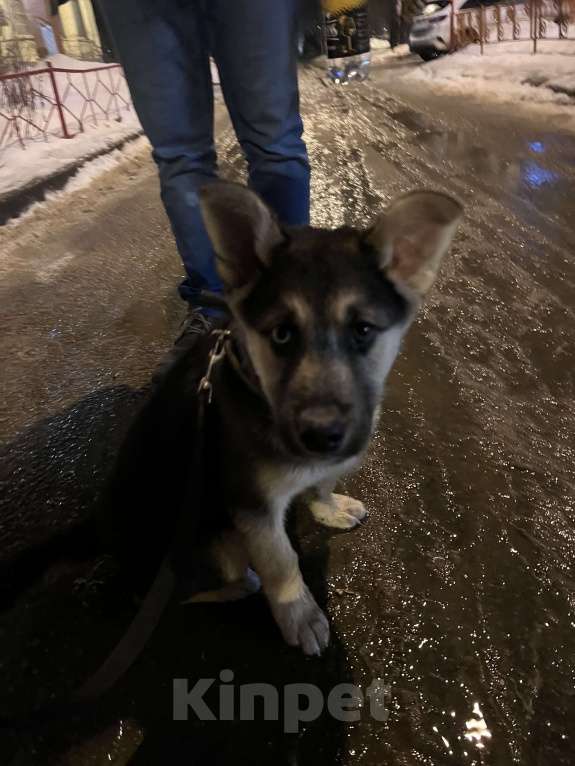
[270,324,294,346]
[352,321,377,342]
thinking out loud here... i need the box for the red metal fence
[0,62,132,151]
[453,0,575,52]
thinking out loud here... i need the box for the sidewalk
[1,65,575,766]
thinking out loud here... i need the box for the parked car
[409,0,509,61]
[409,0,458,60]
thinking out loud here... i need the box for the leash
[0,327,230,729]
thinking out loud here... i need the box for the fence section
[0,62,131,151]
[454,0,575,51]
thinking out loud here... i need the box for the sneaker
[174,306,213,348]
[152,306,213,384]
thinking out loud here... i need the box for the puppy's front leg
[235,509,329,656]
[308,479,368,530]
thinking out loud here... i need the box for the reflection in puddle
[414,128,572,221]
[523,140,560,188]
[57,719,144,766]
[465,702,492,750]
[430,702,493,761]
[529,141,545,154]
[521,160,560,189]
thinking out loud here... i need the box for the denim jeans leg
[98,0,222,305]
[210,0,311,227]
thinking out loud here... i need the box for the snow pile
[6,135,150,226]
[0,108,142,199]
[409,40,575,106]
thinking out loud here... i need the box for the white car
[409,0,499,60]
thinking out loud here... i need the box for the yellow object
[321,0,366,13]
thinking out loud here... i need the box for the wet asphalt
[1,60,575,765]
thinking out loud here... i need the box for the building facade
[0,0,110,68]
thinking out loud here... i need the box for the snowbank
[4,135,150,227]
[408,40,575,106]
[0,109,142,200]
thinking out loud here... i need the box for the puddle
[413,126,575,230]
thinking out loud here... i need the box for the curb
[0,128,144,226]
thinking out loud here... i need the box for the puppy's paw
[309,493,368,530]
[271,586,330,656]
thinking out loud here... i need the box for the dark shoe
[152,307,213,384]
[174,306,213,348]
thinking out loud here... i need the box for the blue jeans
[99,0,310,306]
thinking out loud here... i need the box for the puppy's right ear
[199,182,284,290]
[365,190,463,301]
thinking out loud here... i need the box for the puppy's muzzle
[296,405,350,455]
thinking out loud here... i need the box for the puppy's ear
[199,182,284,290]
[365,191,462,299]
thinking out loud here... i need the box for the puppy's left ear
[365,191,463,299]
[199,182,284,290]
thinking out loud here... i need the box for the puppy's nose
[298,408,347,454]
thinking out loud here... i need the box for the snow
[0,55,142,200]
[408,40,575,109]
[371,37,392,51]
[0,109,142,199]
[372,40,411,58]
[45,53,106,71]
[5,135,150,227]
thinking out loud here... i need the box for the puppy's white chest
[258,458,358,514]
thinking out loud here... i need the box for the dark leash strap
[72,557,176,704]
[1,326,231,730]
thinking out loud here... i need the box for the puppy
[166,182,463,655]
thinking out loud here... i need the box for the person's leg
[209,0,310,227]
[98,0,222,304]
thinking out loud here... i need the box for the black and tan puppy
[163,182,461,655]
[0,181,462,739]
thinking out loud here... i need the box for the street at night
[1,55,575,765]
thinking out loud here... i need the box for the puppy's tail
[0,518,101,611]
